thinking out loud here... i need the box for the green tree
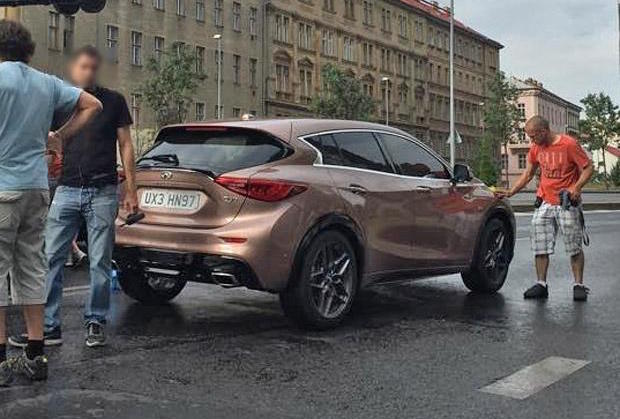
[579,93,620,188]
[139,46,205,128]
[475,71,520,187]
[610,161,620,187]
[310,64,376,121]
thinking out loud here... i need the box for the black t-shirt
[55,86,133,187]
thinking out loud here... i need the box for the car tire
[461,218,511,293]
[118,267,186,305]
[280,230,359,330]
[80,0,107,13]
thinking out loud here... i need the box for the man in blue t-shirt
[0,20,101,386]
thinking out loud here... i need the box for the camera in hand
[124,212,145,226]
[559,190,578,210]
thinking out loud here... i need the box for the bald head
[525,116,553,145]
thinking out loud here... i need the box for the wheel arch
[288,213,365,289]
[471,205,516,266]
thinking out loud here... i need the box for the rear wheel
[118,266,186,305]
[462,218,511,293]
[280,230,358,330]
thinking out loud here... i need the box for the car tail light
[215,176,307,202]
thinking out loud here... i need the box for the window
[299,68,312,98]
[344,0,355,18]
[362,42,373,67]
[131,31,142,65]
[232,2,241,31]
[380,48,391,72]
[154,36,165,61]
[214,105,223,118]
[195,46,205,73]
[275,64,289,92]
[214,0,223,26]
[153,0,164,10]
[501,154,508,170]
[362,81,374,97]
[379,134,450,179]
[363,1,373,25]
[298,22,313,50]
[343,36,356,62]
[275,14,289,43]
[48,12,60,50]
[249,58,257,87]
[249,7,257,36]
[63,16,74,51]
[176,0,185,16]
[306,134,342,165]
[174,41,185,56]
[195,102,205,120]
[132,0,142,4]
[518,153,527,169]
[332,132,392,173]
[381,8,391,32]
[323,0,334,12]
[398,14,407,38]
[196,0,204,21]
[106,25,119,61]
[131,94,141,125]
[232,107,241,117]
[397,53,407,76]
[517,103,526,120]
[233,54,241,84]
[321,29,335,56]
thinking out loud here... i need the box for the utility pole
[449,0,456,168]
[213,34,222,119]
[382,77,390,125]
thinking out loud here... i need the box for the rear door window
[331,132,393,174]
[139,128,290,176]
[306,134,343,165]
[378,133,450,179]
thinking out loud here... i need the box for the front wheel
[280,230,359,330]
[462,218,512,293]
[118,267,186,305]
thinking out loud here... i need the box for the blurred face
[525,125,551,145]
[69,54,99,88]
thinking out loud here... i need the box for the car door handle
[415,185,433,193]
[345,184,368,195]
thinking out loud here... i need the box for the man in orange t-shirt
[499,116,593,301]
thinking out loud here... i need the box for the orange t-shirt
[528,135,591,205]
[47,149,63,180]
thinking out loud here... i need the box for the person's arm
[117,125,139,213]
[496,160,538,199]
[567,161,594,202]
[52,91,102,142]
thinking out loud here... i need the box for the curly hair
[0,20,36,63]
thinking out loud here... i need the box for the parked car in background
[114,119,515,329]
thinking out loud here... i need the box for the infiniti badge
[160,171,173,180]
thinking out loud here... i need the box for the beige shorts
[0,190,49,306]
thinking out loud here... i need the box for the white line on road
[515,209,620,216]
[479,356,590,400]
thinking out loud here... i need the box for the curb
[511,203,620,213]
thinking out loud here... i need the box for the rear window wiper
[137,154,180,166]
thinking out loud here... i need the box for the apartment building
[501,76,582,187]
[2,0,502,161]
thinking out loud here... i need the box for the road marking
[479,356,590,400]
[515,209,620,216]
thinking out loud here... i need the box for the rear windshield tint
[141,128,290,176]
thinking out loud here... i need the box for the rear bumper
[114,247,262,289]
[114,202,305,292]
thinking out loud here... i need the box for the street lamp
[381,77,390,125]
[213,34,222,120]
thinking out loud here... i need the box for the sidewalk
[509,191,620,212]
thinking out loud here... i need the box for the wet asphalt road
[1,211,619,419]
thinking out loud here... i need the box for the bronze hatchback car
[115,119,515,329]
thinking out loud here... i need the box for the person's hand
[493,188,512,199]
[48,131,62,143]
[123,190,139,214]
[566,185,582,202]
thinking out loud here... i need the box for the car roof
[162,118,415,143]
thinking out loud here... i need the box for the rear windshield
[139,128,290,176]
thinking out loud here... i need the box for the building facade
[501,76,582,188]
[2,0,502,162]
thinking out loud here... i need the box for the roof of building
[399,0,504,48]
[606,145,620,158]
[510,76,582,112]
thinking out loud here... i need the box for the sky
[453,0,620,107]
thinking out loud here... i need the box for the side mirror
[452,163,473,184]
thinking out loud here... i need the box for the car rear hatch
[126,126,293,229]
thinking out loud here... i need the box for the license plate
[140,189,202,212]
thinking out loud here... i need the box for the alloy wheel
[482,227,509,280]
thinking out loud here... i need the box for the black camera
[559,190,578,210]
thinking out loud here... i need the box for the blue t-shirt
[0,61,81,190]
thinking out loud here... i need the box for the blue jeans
[44,185,118,331]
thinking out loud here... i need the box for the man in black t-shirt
[9,46,138,349]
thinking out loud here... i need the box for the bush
[610,161,620,187]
